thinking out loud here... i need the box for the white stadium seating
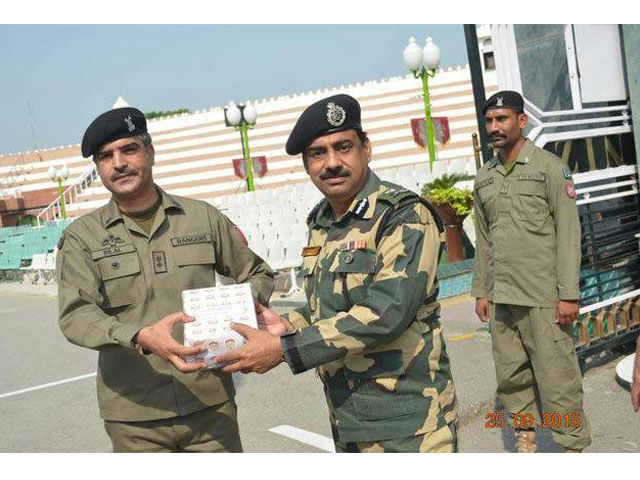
[2,65,497,279]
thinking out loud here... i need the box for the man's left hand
[556,300,579,325]
[214,323,283,374]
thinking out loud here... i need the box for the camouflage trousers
[489,303,592,451]
[103,400,242,453]
[334,422,457,453]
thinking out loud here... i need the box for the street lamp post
[47,165,70,220]
[224,102,258,192]
[404,36,441,172]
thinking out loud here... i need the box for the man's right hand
[136,311,206,373]
[255,303,292,337]
[476,298,490,323]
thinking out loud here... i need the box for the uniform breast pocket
[513,179,549,221]
[173,243,217,290]
[476,179,498,222]
[343,350,417,420]
[96,252,142,309]
[329,250,377,309]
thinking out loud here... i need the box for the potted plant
[421,173,474,263]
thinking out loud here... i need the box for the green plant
[421,172,474,196]
[18,215,38,227]
[428,187,473,217]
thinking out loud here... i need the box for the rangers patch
[171,233,212,247]
[475,177,494,190]
[234,226,248,246]
[518,173,546,182]
[566,182,577,199]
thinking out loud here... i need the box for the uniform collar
[101,185,184,228]
[316,169,380,227]
[488,138,535,174]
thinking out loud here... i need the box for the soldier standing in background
[56,107,274,452]
[215,94,458,453]
[472,90,591,453]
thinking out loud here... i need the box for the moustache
[320,169,350,181]
[112,170,137,181]
[490,133,506,140]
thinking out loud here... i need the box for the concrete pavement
[0,283,638,452]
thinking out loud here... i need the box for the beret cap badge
[124,115,136,133]
[481,90,524,116]
[285,94,361,155]
[326,102,346,127]
[81,107,147,158]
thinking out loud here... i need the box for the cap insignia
[326,102,346,127]
[124,115,135,133]
[496,97,503,107]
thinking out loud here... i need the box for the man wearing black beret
[56,107,274,452]
[214,94,459,453]
[472,90,591,452]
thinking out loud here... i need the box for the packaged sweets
[182,283,257,368]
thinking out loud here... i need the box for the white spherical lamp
[423,37,441,71]
[403,36,423,71]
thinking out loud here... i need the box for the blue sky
[0,25,468,155]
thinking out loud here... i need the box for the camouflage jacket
[281,171,458,443]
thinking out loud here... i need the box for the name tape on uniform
[91,243,135,260]
[170,233,213,247]
[302,246,322,257]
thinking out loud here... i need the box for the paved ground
[0,282,638,453]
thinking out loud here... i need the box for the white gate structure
[491,23,639,368]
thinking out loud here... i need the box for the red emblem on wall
[233,156,268,179]
[411,117,450,148]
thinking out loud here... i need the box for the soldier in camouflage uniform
[215,94,458,453]
[57,107,274,452]
[472,91,591,452]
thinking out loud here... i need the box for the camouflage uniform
[281,171,458,452]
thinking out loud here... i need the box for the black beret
[81,107,147,158]
[286,94,362,155]
[482,90,524,116]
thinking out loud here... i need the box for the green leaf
[421,172,474,196]
[428,187,473,217]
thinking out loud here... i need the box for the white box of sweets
[182,283,257,368]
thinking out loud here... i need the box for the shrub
[427,187,473,217]
[421,172,474,196]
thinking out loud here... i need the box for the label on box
[182,283,256,368]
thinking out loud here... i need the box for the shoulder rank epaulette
[377,184,415,205]
[306,199,326,225]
